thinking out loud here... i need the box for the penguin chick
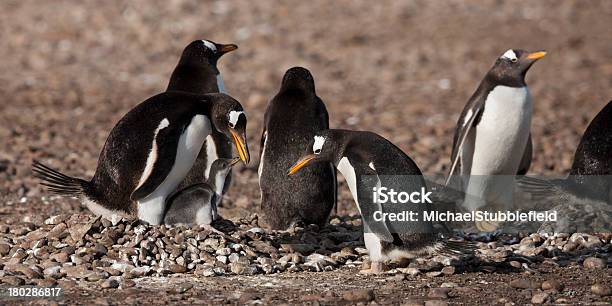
[33,92,250,225]
[289,129,475,274]
[164,157,240,225]
[446,49,546,231]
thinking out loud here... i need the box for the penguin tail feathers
[516,176,563,200]
[430,238,478,257]
[32,160,88,197]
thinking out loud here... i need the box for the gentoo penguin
[446,49,546,231]
[259,67,336,229]
[33,92,250,225]
[164,157,240,225]
[288,129,472,273]
[167,39,238,207]
[518,100,612,204]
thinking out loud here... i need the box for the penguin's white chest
[137,115,211,224]
[337,157,359,211]
[471,86,532,174]
[337,157,385,260]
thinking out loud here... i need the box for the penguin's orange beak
[230,130,250,165]
[219,44,238,54]
[526,51,546,60]
[288,154,316,175]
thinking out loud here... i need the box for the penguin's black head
[288,130,342,175]
[488,49,546,86]
[180,39,238,69]
[209,94,250,165]
[280,67,316,93]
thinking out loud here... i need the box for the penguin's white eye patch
[501,49,518,62]
[202,40,217,52]
[228,111,243,128]
[313,136,325,154]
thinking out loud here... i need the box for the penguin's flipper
[131,122,186,201]
[350,154,394,243]
[517,134,533,175]
[446,87,487,185]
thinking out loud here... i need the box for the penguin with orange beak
[446,49,546,231]
[33,92,250,225]
[167,39,239,207]
[288,129,473,274]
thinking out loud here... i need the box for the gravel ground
[0,0,611,305]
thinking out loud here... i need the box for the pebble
[36,278,58,287]
[591,283,612,296]
[342,289,374,302]
[122,279,136,288]
[424,301,448,306]
[441,266,455,275]
[130,266,152,277]
[427,288,450,299]
[230,262,248,275]
[0,212,609,295]
[509,279,540,289]
[168,264,187,274]
[531,292,550,304]
[2,276,25,286]
[583,257,606,269]
[541,279,563,292]
[101,279,119,289]
[43,266,65,279]
[0,243,10,256]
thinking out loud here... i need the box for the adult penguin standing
[33,92,250,225]
[166,39,238,206]
[259,67,336,229]
[446,49,546,231]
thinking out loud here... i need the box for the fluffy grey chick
[164,157,239,225]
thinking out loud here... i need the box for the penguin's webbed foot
[359,261,388,274]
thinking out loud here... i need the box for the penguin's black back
[570,101,612,176]
[260,68,334,229]
[566,101,612,200]
[335,130,439,253]
[89,92,214,213]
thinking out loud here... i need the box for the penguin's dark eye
[510,58,518,63]
[228,123,235,129]
[314,149,321,154]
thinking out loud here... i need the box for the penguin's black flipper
[349,153,394,243]
[130,122,186,201]
[517,134,533,175]
[446,85,487,185]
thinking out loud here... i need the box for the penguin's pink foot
[360,261,388,274]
